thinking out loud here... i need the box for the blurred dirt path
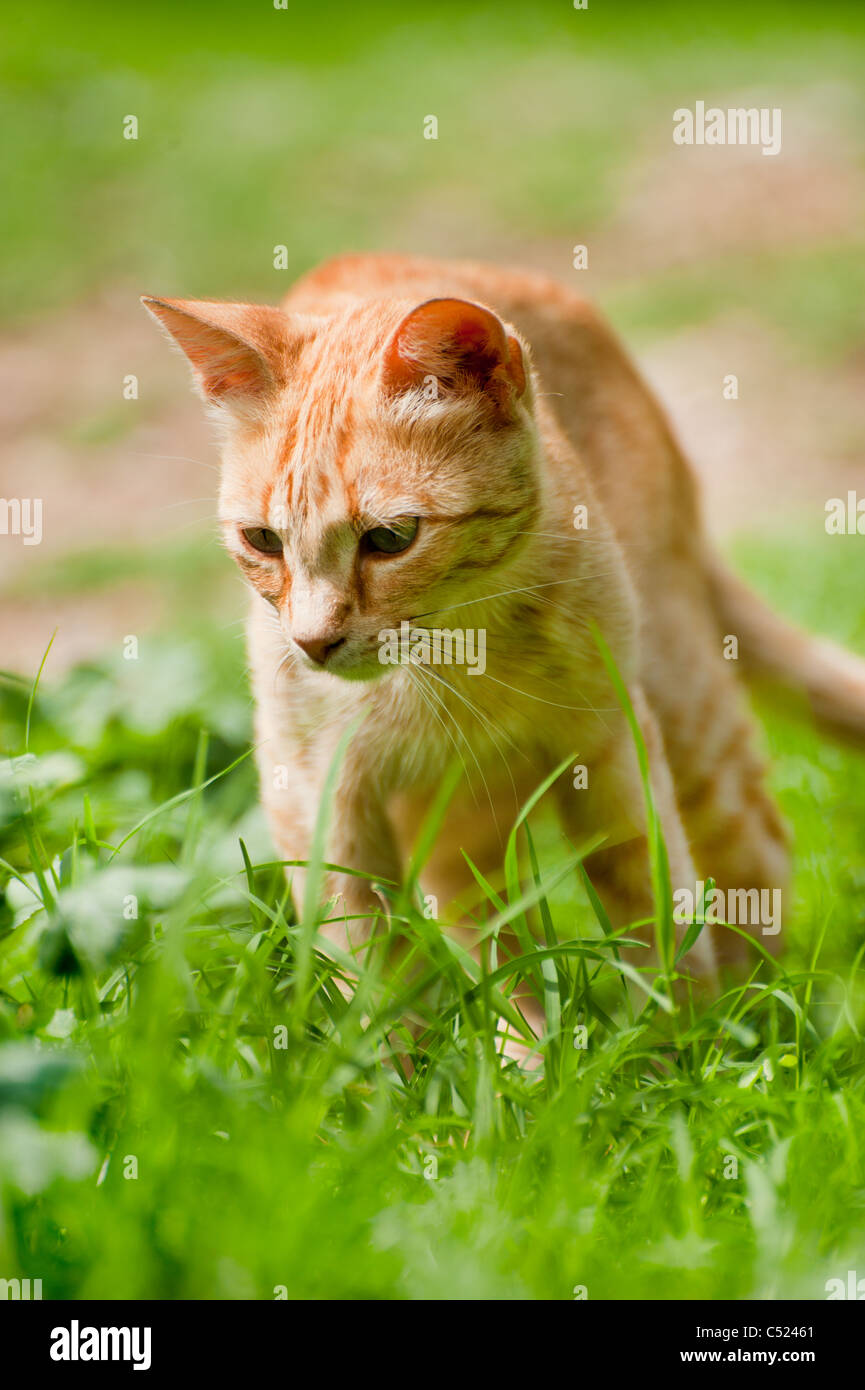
[0,286,231,676]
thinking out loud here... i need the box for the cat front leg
[319,781,403,955]
[261,755,401,956]
[257,759,315,923]
[557,686,718,986]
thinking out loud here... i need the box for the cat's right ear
[141,296,292,413]
[381,298,528,415]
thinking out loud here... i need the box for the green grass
[1,532,865,1301]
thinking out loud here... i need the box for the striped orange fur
[143,254,865,994]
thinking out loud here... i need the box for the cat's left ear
[382,298,527,412]
[141,296,292,412]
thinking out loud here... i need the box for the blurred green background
[3,0,865,329]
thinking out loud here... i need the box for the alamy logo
[50,1320,152,1371]
[673,880,781,936]
[673,102,782,157]
[0,497,42,545]
[378,621,487,675]
[825,1270,865,1299]
[0,1277,42,1299]
[825,492,865,534]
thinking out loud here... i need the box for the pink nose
[295,635,345,666]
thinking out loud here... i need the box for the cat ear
[382,298,527,409]
[141,296,291,410]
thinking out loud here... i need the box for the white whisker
[413,573,610,622]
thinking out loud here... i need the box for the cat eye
[364,517,419,555]
[242,527,284,555]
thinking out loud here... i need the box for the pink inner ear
[181,325,268,400]
[383,298,526,401]
[142,297,278,404]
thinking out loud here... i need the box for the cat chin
[313,658,394,685]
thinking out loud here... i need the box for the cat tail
[707,555,865,744]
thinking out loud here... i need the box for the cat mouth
[327,658,394,684]
[295,641,395,683]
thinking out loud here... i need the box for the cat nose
[294,635,346,666]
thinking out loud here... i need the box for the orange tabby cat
[143,253,865,994]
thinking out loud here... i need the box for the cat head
[142,291,541,680]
